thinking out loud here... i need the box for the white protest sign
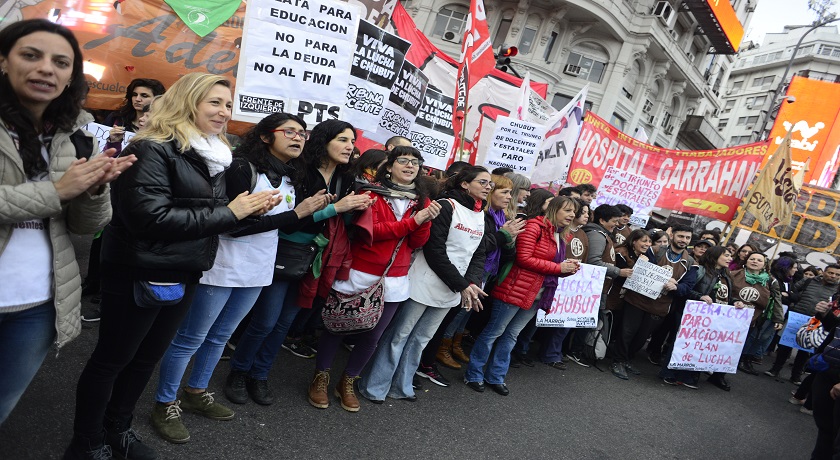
[409,88,455,172]
[779,311,815,352]
[344,19,411,133]
[530,85,587,185]
[592,166,663,227]
[367,60,428,144]
[667,300,751,373]
[483,116,548,177]
[622,259,670,299]
[536,264,606,328]
[233,0,360,125]
[82,123,135,153]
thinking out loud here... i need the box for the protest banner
[367,61,428,144]
[668,300,752,373]
[567,112,767,221]
[592,166,663,227]
[622,259,671,300]
[232,0,360,125]
[536,264,606,328]
[82,123,135,153]
[409,88,455,171]
[344,19,411,133]
[482,116,548,177]
[779,311,815,353]
[531,85,588,186]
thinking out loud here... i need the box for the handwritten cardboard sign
[622,259,671,299]
[779,311,815,353]
[667,300,751,373]
[593,166,663,227]
[536,263,606,328]
[483,116,548,178]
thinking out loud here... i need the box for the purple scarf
[484,208,507,276]
[538,231,566,312]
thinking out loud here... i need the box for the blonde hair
[545,196,579,239]
[505,172,531,219]
[485,174,513,212]
[132,73,231,152]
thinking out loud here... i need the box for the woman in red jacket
[308,146,440,412]
[464,197,579,395]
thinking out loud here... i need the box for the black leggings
[72,274,196,441]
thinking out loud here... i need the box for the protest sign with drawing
[536,264,606,328]
[668,300,752,373]
[622,259,671,299]
[482,116,548,178]
[83,123,135,153]
[592,166,663,227]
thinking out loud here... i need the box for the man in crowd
[557,186,582,199]
[577,183,596,205]
[612,204,633,245]
[385,135,412,150]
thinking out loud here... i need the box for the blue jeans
[359,299,449,400]
[443,308,471,338]
[156,285,263,403]
[540,328,570,363]
[0,301,55,425]
[742,318,776,358]
[230,280,300,380]
[465,299,538,385]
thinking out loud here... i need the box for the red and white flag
[467,112,485,164]
[451,0,495,161]
[514,71,531,121]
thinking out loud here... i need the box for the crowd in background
[2,19,840,460]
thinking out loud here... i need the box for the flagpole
[770,239,782,260]
[458,96,469,162]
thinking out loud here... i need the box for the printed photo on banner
[232,0,360,123]
[779,311,816,353]
[530,85,587,186]
[622,259,671,299]
[410,88,455,171]
[367,61,429,143]
[592,166,663,227]
[566,112,767,221]
[668,300,752,374]
[536,264,606,328]
[344,19,411,133]
[482,116,548,178]
[83,123,136,153]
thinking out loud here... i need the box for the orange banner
[767,76,840,187]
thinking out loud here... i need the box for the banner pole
[770,239,782,260]
[458,96,469,162]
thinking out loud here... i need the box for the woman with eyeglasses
[359,166,489,402]
[223,119,372,407]
[149,113,330,443]
[307,147,440,412]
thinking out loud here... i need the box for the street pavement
[0,236,817,459]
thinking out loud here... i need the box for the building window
[660,112,672,128]
[737,115,759,125]
[730,135,753,146]
[567,47,608,83]
[751,76,773,87]
[543,31,558,62]
[432,5,468,38]
[744,95,767,108]
[492,18,512,50]
[642,99,653,113]
[718,119,729,128]
[818,45,840,57]
[518,27,538,55]
[551,93,572,110]
[795,45,814,56]
[731,80,743,91]
[722,99,735,113]
[611,113,626,131]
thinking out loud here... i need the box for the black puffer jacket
[101,139,239,283]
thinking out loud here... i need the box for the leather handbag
[273,240,318,281]
[322,238,405,335]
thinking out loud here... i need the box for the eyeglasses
[394,158,422,167]
[473,179,495,188]
[271,128,309,140]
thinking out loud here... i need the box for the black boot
[738,358,758,375]
[104,415,158,460]
[63,433,112,460]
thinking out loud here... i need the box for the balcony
[678,115,725,149]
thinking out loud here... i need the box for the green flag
[165,0,241,37]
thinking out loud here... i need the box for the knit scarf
[358,178,417,200]
[483,207,507,276]
[189,134,231,176]
[745,270,770,286]
[538,230,566,312]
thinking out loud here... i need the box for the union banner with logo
[566,113,768,221]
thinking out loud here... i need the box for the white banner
[667,300,751,373]
[82,123,135,153]
[592,166,663,227]
[530,85,588,185]
[622,259,671,299]
[367,61,428,144]
[409,88,455,171]
[536,264,606,328]
[483,116,548,177]
[233,0,360,123]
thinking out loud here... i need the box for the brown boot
[334,373,360,412]
[308,370,330,409]
[452,333,470,363]
[436,338,462,369]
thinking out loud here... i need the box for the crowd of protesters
[2,19,840,460]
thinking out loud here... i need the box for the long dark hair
[373,146,429,211]
[350,149,387,179]
[443,165,488,193]
[115,78,166,129]
[770,256,796,283]
[234,112,306,173]
[292,119,356,189]
[622,229,652,256]
[522,188,554,219]
[0,19,87,178]
[701,245,730,274]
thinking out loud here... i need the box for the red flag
[452,0,494,158]
[467,112,485,164]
